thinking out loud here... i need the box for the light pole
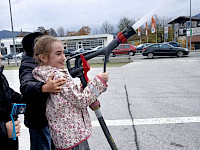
[8,0,18,66]
[189,0,192,51]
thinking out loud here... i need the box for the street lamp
[8,0,18,66]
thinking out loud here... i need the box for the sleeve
[51,71,107,109]
[19,62,48,102]
[0,122,8,141]
[10,88,23,103]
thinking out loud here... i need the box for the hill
[194,13,200,17]
[0,30,29,39]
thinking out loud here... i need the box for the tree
[117,17,136,32]
[76,26,91,35]
[91,27,100,35]
[36,26,46,34]
[48,28,57,37]
[67,31,77,36]
[101,20,115,34]
[57,26,65,37]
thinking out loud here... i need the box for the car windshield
[137,44,143,48]
[68,49,75,52]
[150,44,159,48]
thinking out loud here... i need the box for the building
[0,34,113,55]
[168,15,200,50]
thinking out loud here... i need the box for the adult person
[19,32,66,150]
[0,50,22,149]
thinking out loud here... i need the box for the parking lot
[3,50,200,150]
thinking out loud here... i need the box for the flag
[151,16,156,33]
[145,22,148,35]
[138,27,140,36]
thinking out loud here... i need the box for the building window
[0,48,7,55]
[10,44,23,53]
[197,21,200,27]
[66,41,76,49]
[82,39,104,49]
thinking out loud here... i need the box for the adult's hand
[42,73,66,93]
[6,120,21,138]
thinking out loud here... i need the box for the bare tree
[57,26,65,37]
[36,26,46,34]
[48,28,57,37]
[117,17,136,31]
[91,27,100,35]
[101,20,115,34]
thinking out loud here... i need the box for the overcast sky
[0,0,199,33]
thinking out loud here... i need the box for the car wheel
[177,51,184,57]
[110,52,116,57]
[147,53,154,59]
[128,51,135,56]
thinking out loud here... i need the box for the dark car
[2,54,14,60]
[142,43,189,59]
[166,41,180,47]
[64,49,77,57]
[136,43,151,53]
[92,46,105,51]
[84,48,93,51]
[111,44,136,57]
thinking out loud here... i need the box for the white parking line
[20,116,200,129]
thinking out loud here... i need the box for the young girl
[32,35,108,150]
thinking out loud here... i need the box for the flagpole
[156,22,157,43]
[146,22,148,43]
[189,0,191,51]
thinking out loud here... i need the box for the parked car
[92,46,105,51]
[136,43,151,53]
[84,48,93,51]
[13,52,23,59]
[111,44,136,57]
[75,48,93,54]
[64,49,78,57]
[76,48,85,54]
[165,41,180,47]
[142,43,189,59]
[2,54,13,60]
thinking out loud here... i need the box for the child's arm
[53,70,107,109]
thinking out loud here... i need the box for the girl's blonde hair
[34,35,62,64]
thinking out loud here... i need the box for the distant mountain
[0,30,31,40]
[193,13,200,17]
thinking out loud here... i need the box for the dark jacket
[0,65,22,150]
[19,53,49,128]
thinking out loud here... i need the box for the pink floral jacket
[32,66,107,150]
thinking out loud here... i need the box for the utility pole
[189,0,192,51]
[186,21,188,49]
[9,0,18,66]
[174,24,176,42]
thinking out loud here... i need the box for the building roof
[57,34,113,41]
[168,16,200,24]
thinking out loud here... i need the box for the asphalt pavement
[4,50,200,150]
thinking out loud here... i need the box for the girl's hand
[97,72,109,83]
